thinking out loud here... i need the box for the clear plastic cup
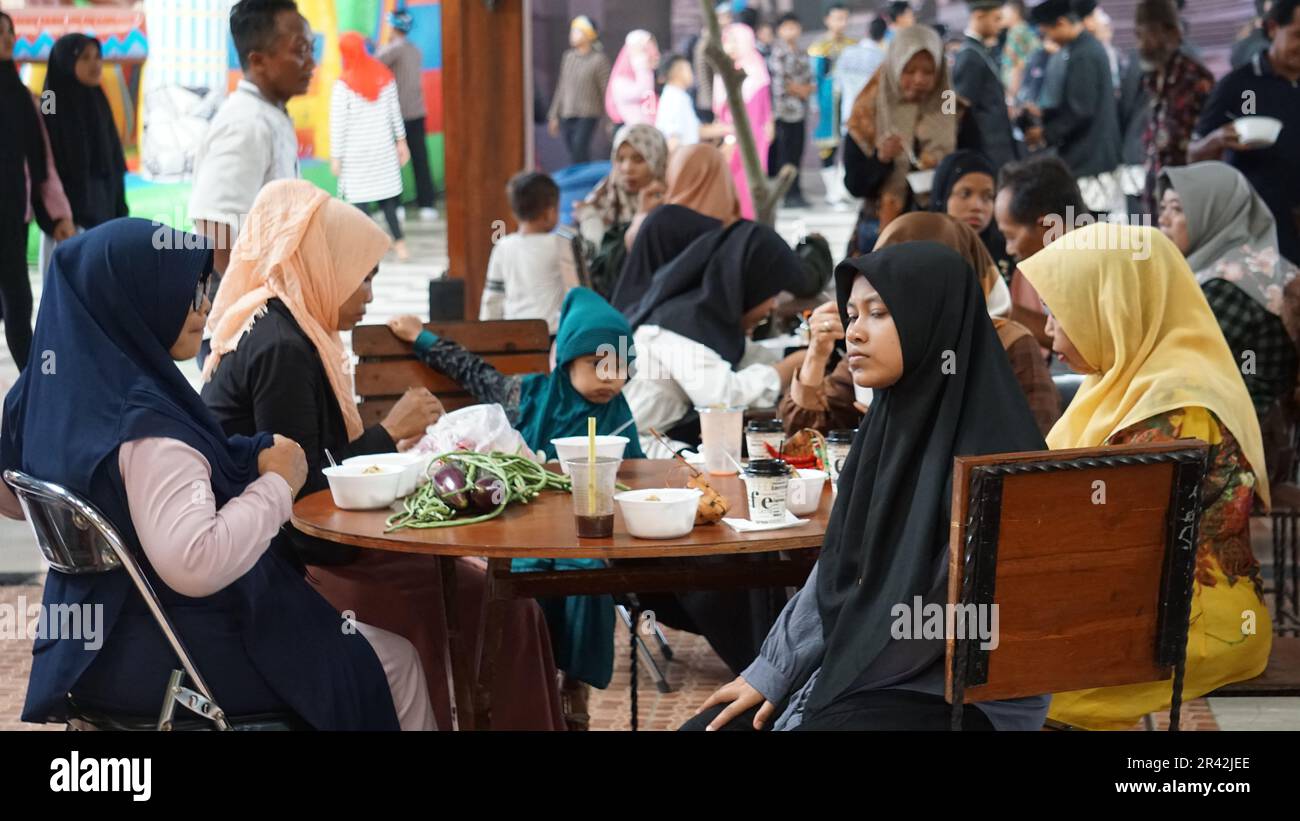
[696,405,744,476]
[565,456,621,538]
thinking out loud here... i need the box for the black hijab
[625,220,798,367]
[43,34,126,226]
[807,242,1045,713]
[930,149,1012,276]
[611,204,722,314]
[0,12,48,221]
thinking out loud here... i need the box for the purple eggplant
[468,476,507,514]
[431,462,470,510]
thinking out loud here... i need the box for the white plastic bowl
[323,464,404,510]
[1232,116,1282,147]
[615,488,702,539]
[786,469,828,515]
[551,436,630,475]
[907,169,935,194]
[342,452,430,497]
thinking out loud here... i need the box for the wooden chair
[944,440,1212,731]
[352,319,552,428]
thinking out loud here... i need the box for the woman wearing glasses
[0,218,436,730]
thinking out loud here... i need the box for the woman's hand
[548,118,561,138]
[699,676,776,731]
[52,219,76,242]
[330,158,341,177]
[805,301,843,364]
[637,179,667,214]
[877,133,905,164]
[381,387,444,442]
[386,315,424,344]
[397,139,411,167]
[258,434,308,497]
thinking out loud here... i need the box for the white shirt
[655,84,701,147]
[623,325,782,456]
[189,80,300,240]
[479,232,576,333]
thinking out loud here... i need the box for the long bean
[383,450,629,532]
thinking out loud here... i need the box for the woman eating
[682,242,1050,730]
[201,180,567,730]
[622,221,805,452]
[1021,223,1273,729]
[843,24,955,255]
[1,218,433,730]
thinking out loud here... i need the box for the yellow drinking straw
[587,417,597,516]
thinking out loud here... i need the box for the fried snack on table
[687,473,729,525]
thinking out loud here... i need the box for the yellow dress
[1047,407,1272,729]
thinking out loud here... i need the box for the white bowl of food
[342,452,430,497]
[551,436,630,475]
[323,464,404,510]
[1232,116,1283,147]
[615,488,702,539]
[786,469,829,515]
[907,169,935,195]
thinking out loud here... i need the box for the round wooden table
[292,459,828,730]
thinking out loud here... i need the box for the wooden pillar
[442,0,527,319]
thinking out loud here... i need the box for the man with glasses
[189,0,315,364]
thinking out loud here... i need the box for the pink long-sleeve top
[24,91,73,227]
[0,438,290,597]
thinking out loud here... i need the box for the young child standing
[388,287,644,727]
[480,171,578,333]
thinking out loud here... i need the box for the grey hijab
[1162,161,1297,315]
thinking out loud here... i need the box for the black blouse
[202,299,395,566]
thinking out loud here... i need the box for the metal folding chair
[3,469,306,731]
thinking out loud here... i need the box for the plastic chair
[3,469,307,731]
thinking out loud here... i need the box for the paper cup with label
[744,418,785,461]
[825,429,856,489]
[742,459,792,525]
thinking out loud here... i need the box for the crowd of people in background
[1,0,1298,732]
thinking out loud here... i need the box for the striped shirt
[330,79,406,204]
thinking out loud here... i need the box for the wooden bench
[352,319,551,428]
[945,441,1212,730]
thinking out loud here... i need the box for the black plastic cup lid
[743,458,792,477]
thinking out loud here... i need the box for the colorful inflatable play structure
[11,0,445,260]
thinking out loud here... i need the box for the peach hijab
[664,144,742,226]
[201,180,391,439]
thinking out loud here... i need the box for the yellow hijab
[1019,223,1269,507]
[201,180,391,441]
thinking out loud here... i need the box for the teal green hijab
[517,288,645,461]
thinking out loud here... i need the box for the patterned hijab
[846,25,955,215]
[1161,161,1298,316]
[582,124,668,230]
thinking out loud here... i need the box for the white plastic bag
[410,404,539,461]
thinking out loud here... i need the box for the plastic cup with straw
[568,416,616,538]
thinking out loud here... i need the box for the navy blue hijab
[1,218,267,722]
[3,219,399,728]
[2,217,265,497]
